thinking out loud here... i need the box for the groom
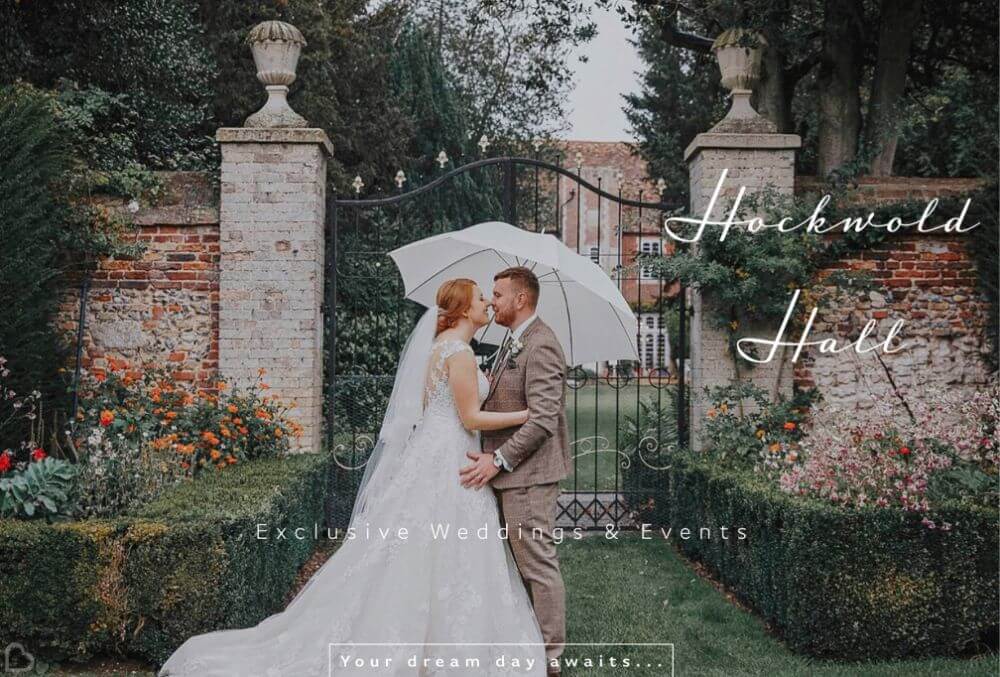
[459,265,572,676]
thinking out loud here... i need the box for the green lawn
[559,534,997,677]
[564,384,676,492]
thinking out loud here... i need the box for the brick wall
[792,177,993,406]
[57,172,220,390]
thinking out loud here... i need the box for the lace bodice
[422,339,489,418]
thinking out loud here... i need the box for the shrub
[0,357,79,520]
[0,451,332,665]
[698,381,817,471]
[74,366,300,470]
[618,392,679,525]
[68,365,303,519]
[779,387,1000,527]
[669,452,998,659]
[0,87,73,442]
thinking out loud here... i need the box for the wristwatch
[492,452,504,469]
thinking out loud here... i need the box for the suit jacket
[481,317,571,489]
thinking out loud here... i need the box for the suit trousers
[494,481,565,668]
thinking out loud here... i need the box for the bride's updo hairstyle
[435,278,477,336]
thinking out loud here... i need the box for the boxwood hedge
[0,450,332,667]
[669,453,998,660]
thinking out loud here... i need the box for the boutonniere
[504,338,525,370]
[509,338,525,358]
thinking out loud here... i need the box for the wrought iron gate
[324,154,688,530]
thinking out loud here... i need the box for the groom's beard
[494,306,515,327]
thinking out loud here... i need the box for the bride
[158,278,548,676]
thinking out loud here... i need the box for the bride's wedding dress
[158,337,547,676]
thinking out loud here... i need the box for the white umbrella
[388,221,638,365]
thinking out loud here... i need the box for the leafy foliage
[0,456,78,520]
[6,0,217,173]
[624,19,726,205]
[618,391,680,525]
[699,381,817,470]
[407,0,596,141]
[0,87,73,429]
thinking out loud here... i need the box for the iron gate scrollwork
[324,155,688,530]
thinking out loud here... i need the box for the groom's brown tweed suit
[481,317,571,671]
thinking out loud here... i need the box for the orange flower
[99,410,115,427]
[226,455,237,465]
[165,411,178,421]
[274,427,283,438]
[180,461,190,470]
[255,409,271,421]
[176,443,195,455]
[232,417,243,425]
[95,372,107,383]
[260,383,270,390]
[210,449,222,461]
[217,381,227,391]
[239,426,249,435]
[201,431,220,446]
[220,426,232,438]
[227,404,238,414]
[769,442,781,454]
[706,408,717,419]
[783,421,797,432]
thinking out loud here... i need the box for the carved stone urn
[244,21,308,128]
[709,28,775,133]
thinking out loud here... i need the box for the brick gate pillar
[684,32,801,450]
[216,127,334,452]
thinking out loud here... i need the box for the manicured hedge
[669,453,999,660]
[0,451,332,666]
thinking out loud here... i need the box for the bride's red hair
[435,278,477,336]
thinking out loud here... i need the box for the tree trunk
[757,42,794,133]
[816,0,863,175]
[866,0,923,176]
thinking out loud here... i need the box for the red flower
[31,448,46,462]
[0,451,11,473]
[99,410,115,427]
[898,446,911,456]
[783,421,797,432]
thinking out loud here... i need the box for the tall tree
[623,20,726,205]
[608,0,997,177]
[406,0,596,141]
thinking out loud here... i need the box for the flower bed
[0,450,332,666]
[669,451,998,660]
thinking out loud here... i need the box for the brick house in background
[554,141,681,378]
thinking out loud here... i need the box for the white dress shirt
[492,313,537,472]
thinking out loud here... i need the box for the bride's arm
[447,350,528,432]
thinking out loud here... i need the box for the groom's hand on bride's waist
[459,452,500,489]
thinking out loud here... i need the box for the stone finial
[244,21,309,128]
[709,28,775,134]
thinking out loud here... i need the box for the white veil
[348,306,438,527]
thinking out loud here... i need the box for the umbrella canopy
[388,221,638,365]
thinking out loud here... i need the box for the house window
[643,335,655,369]
[639,240,659,279]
